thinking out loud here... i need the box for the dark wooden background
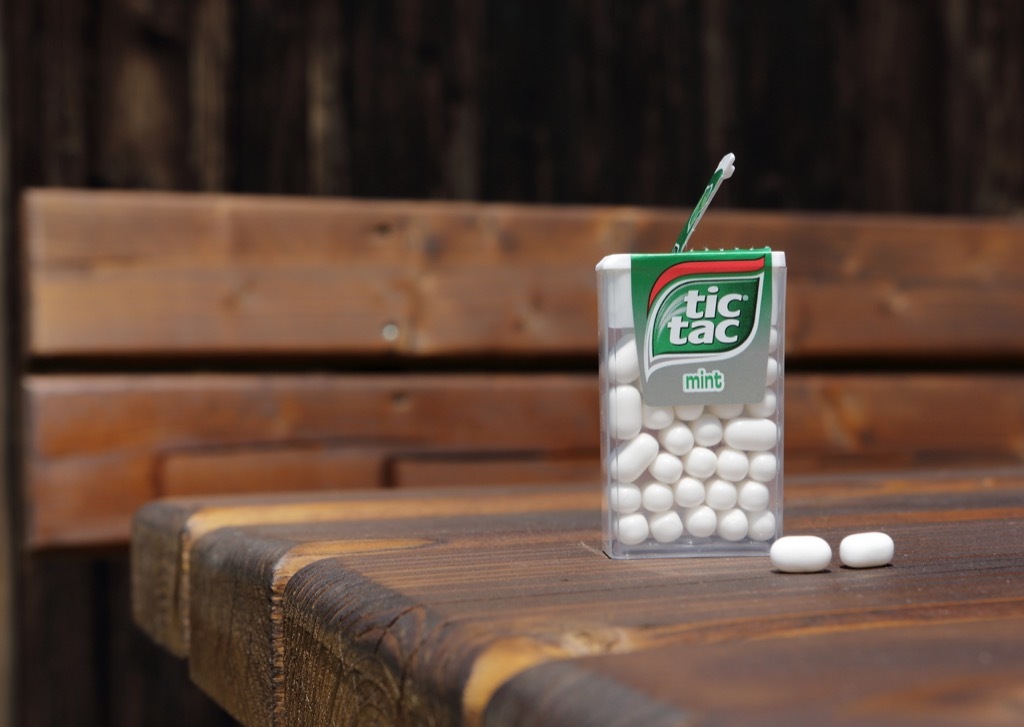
[6,0,1023,211]
[2,1,1022,725]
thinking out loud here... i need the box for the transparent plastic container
[598,249,786,558]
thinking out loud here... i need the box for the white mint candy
[649,511,684,543]
[715,448,749,482]
[737,479,770,511]
[683,447,718,479]
[748,452,778,482]
[705,479,738,510]
[768,327,779,354]
[747,510,776,541]
[649,452,684,484]
[641,481,675,512]
[708,403,744,419]
[716,508,749,541]
[617,513,650,545]
[724,418,778,452]
[691,413,724,447]
[674,476,705,507]
[611,433,660,482]
[642,403,675,430]
[608,483,642,513]
[839,532,894,568]
[770,536,832,573]
[658,422,695,456]
[673,404,704,421]
[745,390,777,418]
[608,385,643,440]
[766,357,780,387]
[684,506,717,538]
[609,335,640,384]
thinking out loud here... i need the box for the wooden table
[132,469,1024,726]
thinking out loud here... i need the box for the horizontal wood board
[27,372,1024,549]
[24,190,1024,360]
[130,473,1024,726]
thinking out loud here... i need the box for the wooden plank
[100,554,236,726]
[281,479,1024,726]
[392,454,600,489]
[190,0,232,191]
[131,488,594,658]
[305,0,346,196]
[129,473,1024,725]
[93,0,190,189]
[142,469,1024,663]
[26,371,1024,549]
[25,373,600,549]
[943,1,1024,213]
[24,191,417,356]
[10,5,1024,215]
[232,2,307,194]
[24,190,1024,358]
[159,446,387,497]
[785,372,1024,468]
[485,619,1024,726]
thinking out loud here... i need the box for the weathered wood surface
[8,2,1023,213]
[24,373,599,549]
[27,372,1024,549]
[20,190,1024,552]
[24,190,1024,359]
[131,470,1024,726]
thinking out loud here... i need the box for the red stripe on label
[648,258,765,309]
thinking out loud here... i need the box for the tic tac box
[598,249,786,558]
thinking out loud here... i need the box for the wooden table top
[131,469,1024,726]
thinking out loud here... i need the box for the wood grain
[27,372,1024,549]
[24,190,1024,358]
[190,0,232,191]
[130,471,1024,725]
[132,488,595,658]
[486,618,1024,726]
[8,2,1024,212]
[24,372,599,548]
[10,5,1023,726]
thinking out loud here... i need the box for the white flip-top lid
[597,251,786,271]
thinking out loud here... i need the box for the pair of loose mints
[770,532,894,573]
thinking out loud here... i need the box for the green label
[631,249,773,404]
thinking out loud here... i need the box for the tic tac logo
[644,256,766,373]
[663,282,752,347]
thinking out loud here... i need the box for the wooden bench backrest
[21,190,1024,548]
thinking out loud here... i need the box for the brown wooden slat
[130,474,1024,725]
[786,372,1024,465]
[25,191,417,356]
[392,455,601,488]
[24,190,1024,359]
[130,490,339,660]
[25,371,1024,549]
[485,619,1024,726]
[25,373,600,549]
[131,488,594,658]
[160,446,387,497]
